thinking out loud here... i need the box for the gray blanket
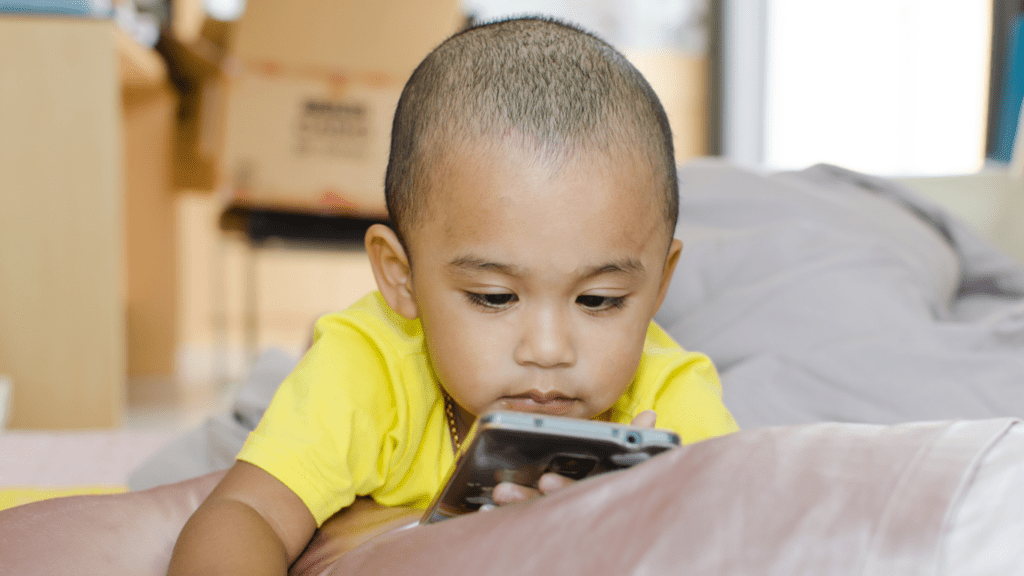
[656,160,1024,428]
[130,161,1024,489]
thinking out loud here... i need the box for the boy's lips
[499,391,577,415]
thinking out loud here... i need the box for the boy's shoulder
[280,291,436,411]
[635,322,718,394]
[318,291,422,342]
[642,321,686,354]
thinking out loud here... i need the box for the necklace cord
[443,392,462,453]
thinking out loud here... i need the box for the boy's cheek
[430,317,508,365]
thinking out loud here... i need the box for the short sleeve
[620,322,739,444]
[651,351,740,444]
[237,314,400,525]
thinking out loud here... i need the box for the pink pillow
[327,419,1020,575]
[0,471,223,576]
[2,419,1019,575]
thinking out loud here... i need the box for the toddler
[169,16,738,575]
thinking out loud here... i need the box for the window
[725,0,992,176]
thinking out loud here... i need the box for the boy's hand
[629,409,657,428]
[489,410,657,507]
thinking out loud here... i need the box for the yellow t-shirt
[238,292,737,525]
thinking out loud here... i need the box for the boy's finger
[630,410,657,428]
[537,472,575,495]
[491,481,540,505]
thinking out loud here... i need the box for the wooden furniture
[0,15,177,429]
[123,50,179,380]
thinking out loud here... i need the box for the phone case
[420,410,680,524]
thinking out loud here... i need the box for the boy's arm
[167,460,317,576]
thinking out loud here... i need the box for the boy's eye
[465,292,517,309]
[576,295,626,311]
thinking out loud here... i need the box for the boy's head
[366,17,684,428]
[384,16,678,249]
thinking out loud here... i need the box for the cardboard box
[620,48,709,162]
[159,18,233,191]
[220,0,464,216]
[123,81,180,377]
[229,0,464,77]
[222,64,403,217]
[173,69,227,191]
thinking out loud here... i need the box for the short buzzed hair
[385,16,678,245]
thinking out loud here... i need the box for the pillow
[0,468,420,576]
[325,418,1023,575]
[0,471,223,576]
[1,419,1021,575]
[658,160,1024,427]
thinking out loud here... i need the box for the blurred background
[1,0,1021,431]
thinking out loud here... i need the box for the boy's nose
[513,306,576,368]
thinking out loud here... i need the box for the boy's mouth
[499,390,577,415]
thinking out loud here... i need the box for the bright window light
[206,0,245,21]
[764,0,991,176]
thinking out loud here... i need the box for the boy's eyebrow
[580,259,646,279]
[447,256,645,279]
[448,256,521,276]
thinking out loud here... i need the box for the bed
[2,160,1023,574]
[659,161,1024,428]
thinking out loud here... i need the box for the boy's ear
[364,224,419,319]
[652,238,683,315]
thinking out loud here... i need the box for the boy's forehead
[427,133,658,197]
[407,138,670,255]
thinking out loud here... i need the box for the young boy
[169,16,737,575]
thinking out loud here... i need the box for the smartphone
[420,410,680,524]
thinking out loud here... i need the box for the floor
[0,374,241,489]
